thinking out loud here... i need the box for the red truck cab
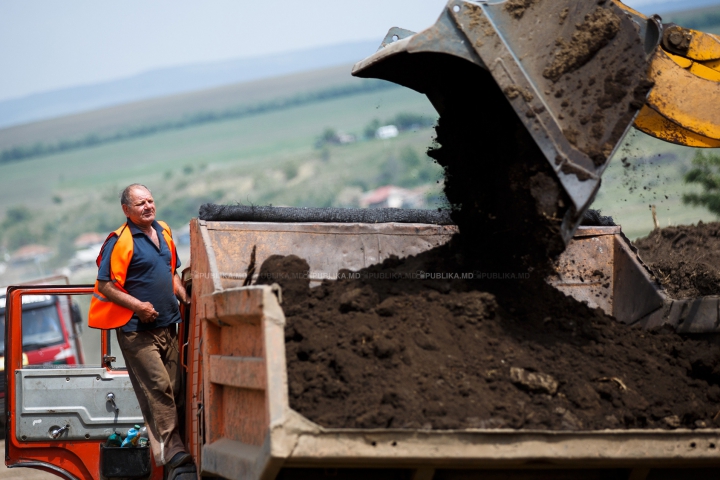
[3,284,171,480]
[0,293,85,365]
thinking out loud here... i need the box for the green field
[0,86,439,208]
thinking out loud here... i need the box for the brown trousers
[117,325,185,466]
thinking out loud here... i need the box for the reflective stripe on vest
[88,221,177,330]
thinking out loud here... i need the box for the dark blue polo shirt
[97,219,182,332]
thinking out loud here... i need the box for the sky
[0,0,718,102]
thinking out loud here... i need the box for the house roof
[11,244,53,262]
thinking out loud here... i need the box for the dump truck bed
[187,219,720,480]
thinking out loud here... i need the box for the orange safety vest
[88,221,177,330]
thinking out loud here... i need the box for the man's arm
[174,273,189,305]
[98,280,158,323]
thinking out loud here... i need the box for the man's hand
[99,280,158,323]
[136,301,159,323]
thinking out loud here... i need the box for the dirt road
[0,441,56,480]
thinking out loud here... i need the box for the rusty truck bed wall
[549,226,667,325]
[193,220,458,289]
[189,219,720,480]
[549,226,720,333]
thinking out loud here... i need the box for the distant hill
[0,40,379,129]
[0,65,378,152]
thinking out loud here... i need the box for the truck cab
[3,284,168,480]
[0,293,85,365]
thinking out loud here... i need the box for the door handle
[181,340,189,371]
[106,392,120,412]
[50,424,70,439]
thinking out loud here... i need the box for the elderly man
[88,183,191,469]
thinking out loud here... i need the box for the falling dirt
[634,222,720,298]
[427,66,569,276]
[269,243,720,431]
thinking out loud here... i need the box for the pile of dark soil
[634,222,720,299]
[267,245,720,431]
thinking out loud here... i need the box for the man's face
[122,187,156,227]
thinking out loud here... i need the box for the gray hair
[120,184,151,206]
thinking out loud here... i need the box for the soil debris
[505,0,539,19]
[503,85,534,102]
[466,3,496,38]
[634,222,720,298]
[510,367,559,395]
[543,7,621,82]
[559,7,569,25]
[427,66,569,276]
[581,208,616,226]
[560,161,593,181]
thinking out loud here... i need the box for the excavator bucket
[353,0,658,244]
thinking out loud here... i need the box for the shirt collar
[126,218,161,236]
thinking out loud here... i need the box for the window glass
[0,292,131,369]
[21,305,64,350]
[0,303,64,355]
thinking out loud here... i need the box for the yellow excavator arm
[613,0,720,147]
